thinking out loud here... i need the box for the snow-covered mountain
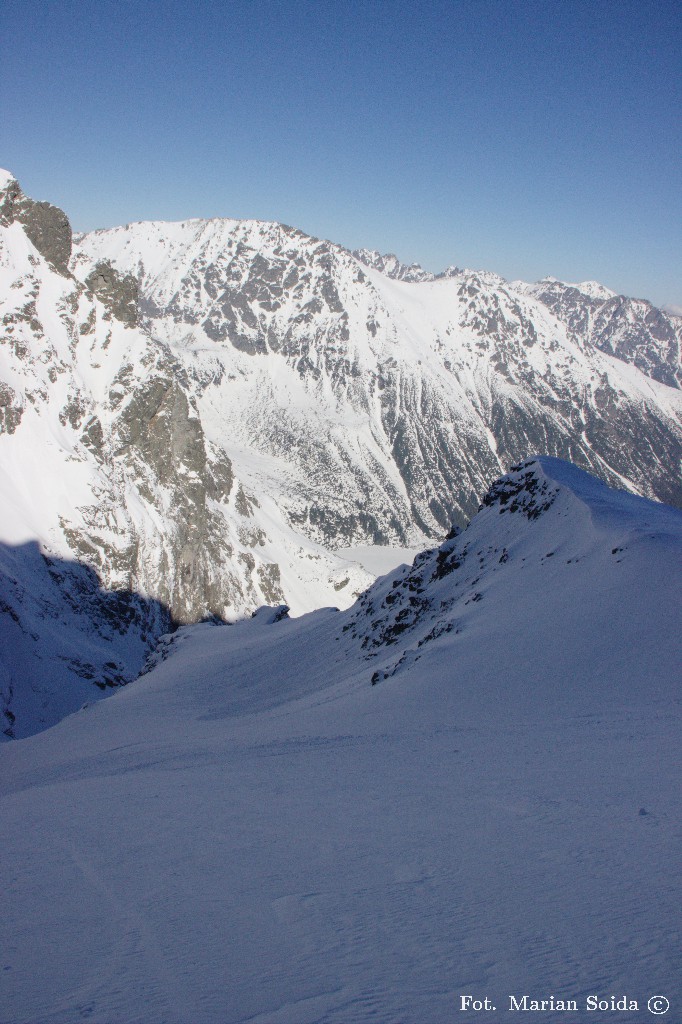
[514,276,682,389]
[2,169,682,735]
[352,252,681,389]
[73,211,682,529]
[2,458,680,1023]
[0,171,375,736]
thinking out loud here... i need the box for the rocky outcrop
[0,174,72,275]
[525,278,682,389]
[85,260,139,325]
[111,359,237,622]
[0,383,23,434]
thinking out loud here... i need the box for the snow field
[2,460,681,1023]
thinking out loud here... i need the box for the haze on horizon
[2,0,680,309]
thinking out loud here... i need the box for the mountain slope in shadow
[0,540,177,739]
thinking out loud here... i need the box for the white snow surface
[565,279,618,300]
[0,168,16,190]
[2,458,681,1024]
[336,544,423,577]
[513,276,618,301]
[529,277,618,301]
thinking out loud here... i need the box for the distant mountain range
[1,168,681,735]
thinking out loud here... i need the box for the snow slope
[2,459,680,1023]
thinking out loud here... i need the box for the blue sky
[2,0,681,307]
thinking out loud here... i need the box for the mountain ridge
[1,169,681,735]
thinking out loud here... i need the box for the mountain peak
[566,280,617,300]
[480,458,560,521]
[0,170,72,273]
[341,455,682,673]
[0,168,18,192]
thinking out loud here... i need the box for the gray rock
[0,383,23,434]
[85,260,139,325]
[0,175,72,275]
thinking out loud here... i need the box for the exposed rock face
[354,259,682,391]
[85,260,139,325]
[520,278,682,389]
[0,382,23,434]
[0,174,72,274]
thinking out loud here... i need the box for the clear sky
[2,0,681,307]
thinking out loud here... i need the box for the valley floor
[2,611,680,1024]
